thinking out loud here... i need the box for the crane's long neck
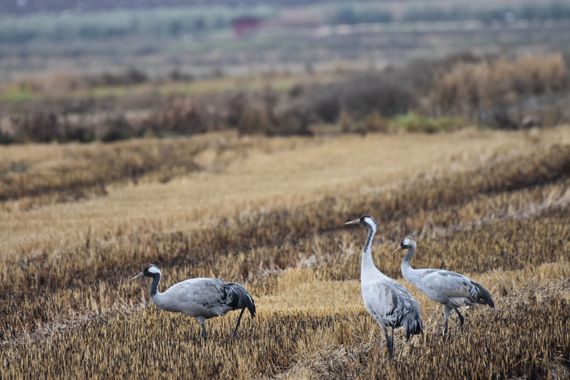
[148,273,172,310]
[149,273,162,298]
[401,245,418,283]
[361,224,382,281]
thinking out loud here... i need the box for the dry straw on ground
[1,126,569,378]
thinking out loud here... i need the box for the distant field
[1,126,569,377]
[2,1,570,80]
[0,72,332,104]
[3,20,570,81]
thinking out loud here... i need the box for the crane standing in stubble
[345,216,423,357]
[394,236,494,335]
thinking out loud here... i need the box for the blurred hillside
[1,0,570,142]
[2,0,570,80]
[2,0,337,14]
[1,0,563,14]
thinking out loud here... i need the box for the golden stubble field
[1,126,569,378]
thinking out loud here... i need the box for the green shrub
[389,113,465,133]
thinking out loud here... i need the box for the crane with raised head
[132,264,256,339]
[345,216,423,357]
[394,235,494,336]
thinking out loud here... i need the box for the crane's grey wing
[421,270,494,307]
[389,281,424,338]
[363,280,423,339]
[165,278,229,316]
[165,278,257,317]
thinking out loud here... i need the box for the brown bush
[229,94,272,135]
[430,53,569,126]
[227,91,313,136]
[86,67,148,87]
[143,98,221,137]
[298,71,417,124]
[357,111,390,134]
[10,111,63,143]
[270,107,313,136]
[3,52,569,144]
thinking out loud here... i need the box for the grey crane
[345,216,423,357]
[132,264,256,339]
[394,236,494,335]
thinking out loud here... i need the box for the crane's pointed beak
[131,272,144,280]
[391,247,403,255]
[344,218,360,226]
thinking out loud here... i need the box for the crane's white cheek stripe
[148,266,161,274]
[363,217,376,229]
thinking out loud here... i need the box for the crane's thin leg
[442,305,452,336]
[197,317,207,339]
[383,326,394,358]
[232,308,246,338]
[454,308,464,329]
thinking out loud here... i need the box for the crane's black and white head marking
[132,264,161,280]
[344,215,377,230]
[143,264,161,277]
[400,236,417,249]
[360,215,377,229]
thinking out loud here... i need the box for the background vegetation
[2,52,569,143]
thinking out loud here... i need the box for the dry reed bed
[430,53,568,117]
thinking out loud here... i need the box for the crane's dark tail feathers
[404,311,423,341]
[472,281,495,308]
[226,283,256,317]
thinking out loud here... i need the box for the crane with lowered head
[132,264,256,339]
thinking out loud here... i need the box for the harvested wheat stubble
[2,276,568,378]
[1,128,569,378]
